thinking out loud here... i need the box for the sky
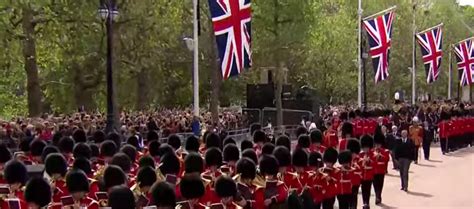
[459,0,474,6]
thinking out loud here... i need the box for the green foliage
[0,0,473,117]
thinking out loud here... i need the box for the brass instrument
[156,164,165,182]
[93,165,106,180]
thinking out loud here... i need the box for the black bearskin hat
[25,177,52,207]
[292,148,308,168]
[147,130,159,142]
[108,185,136,209]
[73,142,91,160]
[349,111,356,119]
[52,132,63,146]
[103,165,127,191]
[360,135,374,149]
[72,129,87,143]
[151,181,176,208]
[138,156,155,169]
[167,134,181,150]
[276,135,291,151]
[240,140,253,151]
[72,157,92,175]
[184,152,204,174]
[323,148,338,164]
[106,132,122,149]
[110,153,132,174]
[236,157,256,180]
[45,153,67,177]
[341,122,353,137]
[347,139,361,154]
[261,143,275,155]
[297,134,311,148]
[4,160,28,185]
[137,166,157,188]
[30,139,46,157]
[157,144,175,158]
[126,136,139,149]
[100,140,118,158]
[205,147,223,167]
[308,152,323,168]
[339,112,348,121]
[66,169,89,193]
[273,146,291,167]
[0,144,12,163]
[374,134,385,145]
[296,126,308,138]
[120,145,137,163]
[180,174,205,199]
[93,130,106,144]
[185,135,200,153]
[259,155,279,176]
[148,140,161,157]
[241,149,258,165]
[223,137,236,146]
[159,153,180,176]
[90,143,100,158]
[59,136,75,153]
[338,151,352,165]
[249,123,262,136]
[206,133,221,149]
[41,145,59,163]
[253,130,267,144]
[215,176,237,198]
[310,130,323,144]
[223,144,240,163]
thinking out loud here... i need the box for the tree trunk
[21,6,42,117]
[72,62,97,111]
[136,68,149,110]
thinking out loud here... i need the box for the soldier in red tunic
[223,144,240,176]
[29,139,47,164]
[254,155,288,209]
[358,135,376,209]
[178,174,207,209]
[58,136,75,166]
[297,134,311,152]
[108,185,135,209]
[292,148,311,195]
[438,111,450,155]
[0,144,12,184]
[307,152,324,209]
[253,130,267,157]
[63,169,99,209]
[24,177,52,209]
[320,148,339,209]
[234,157,259,209]
[346,139,362,209]
[103,165,127,194]
[1,160,29,209]
[372,135,390,205]
[310,130,326,154]
[150,181,176,209]
[110,152,135,187]
[337,151,354,209]
[338,122,354,151]
[214,176,242,209]
[273,147,300,191]
[45,153,69,204]
[132,166,157,207]
[324,124,339,149]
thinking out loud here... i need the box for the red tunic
[323,130,338,149]
[373,148,390,175]
[49,197,99,209]
[278,172,302,194]
[319,167,339,199]
[338,138,348,151]
[358,151,376,181]
[307,171,326,203]
[309,144,326,154]
[52,179,69,203]
[351,156,362,186]
[338,166,355,195]
[0,190,28,209]
[253,181,288,209]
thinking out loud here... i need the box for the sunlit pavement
[359,145,474,209]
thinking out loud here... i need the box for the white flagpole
[193,0,200,117]
[448,45,452,99]
[412,0,416,105]
[358,0,362,108]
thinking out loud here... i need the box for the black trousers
[314,202,321,209]
[372,174,385,200]
[361,180,372,206]
[414,146,420,163]
[349,185,359,209]
[440,138,447,154]
[422,138,431,159]
[337,194,352,209]
[322,197,335,209]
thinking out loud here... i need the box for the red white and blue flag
[416,25,443,84]
[208,0,252,80]
[363,10,395,83]
[454,38,474,86]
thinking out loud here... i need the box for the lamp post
[98,0,119,133]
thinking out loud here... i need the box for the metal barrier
[242,108,263,125]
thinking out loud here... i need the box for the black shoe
[375,198,381,205]
[403,188,408,192]
[362,205,370,209]
[400,187,404,190]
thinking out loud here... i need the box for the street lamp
[98,0,119,133]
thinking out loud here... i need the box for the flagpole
[448,45,452,100]
[358,0,362,108]
[417,23,443,35]
[363,5,397,21]
[412,0,416,105]
[193,0,200,118]
[454,36,474,45]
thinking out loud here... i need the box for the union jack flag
[416,26,443,84]
[363,10,395,83]
[454,38,474,86]
[208,0,252,80]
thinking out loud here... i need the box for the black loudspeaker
[247,84,275,109]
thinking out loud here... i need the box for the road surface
[360,145,474,209]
